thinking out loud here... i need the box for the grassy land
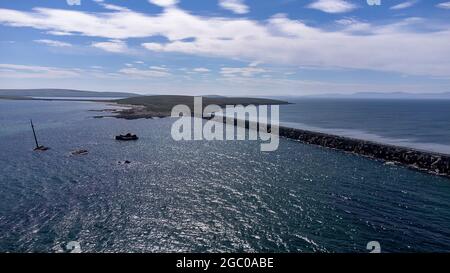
[113,95,289,119]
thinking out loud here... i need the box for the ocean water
[280,98,450,154]
[1,99,450,253]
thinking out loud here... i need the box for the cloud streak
[436,2,450,9]
[34,39,72,47]
[0,64,80,78]
[219,0,249,14]
[92,40,128,53]
[307,0,357,14]
[148,0,178,8]
[390,1,418,10]
[119,67,171,78]
[193,68,210,73]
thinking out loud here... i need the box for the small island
[110,95,290,119]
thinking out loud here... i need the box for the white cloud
[335,18,372,32]
[93,0,131,12]
[66,0,81,6]
[390,1,418,10]
[34,39,72,47]
[307,0,357,13]
[92,40,128,53]
[219,0,249,14]
[0,64,80,78]
[46,30,74,36]
[148,0,178,7]
[335,18,358,25]
[149,65,168,71]
[0,6,449,78]
[98,3,131,12]
[221,66,267,77]
[193,67,210,72]
[142,43,164,51]
[248,61,262,67]
[436,2,450,9]
[119,67,170,78]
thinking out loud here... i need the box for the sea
[280,98,450,155]
[0,98,450,253]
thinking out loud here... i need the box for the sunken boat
[115,133,139,141]
[30,119,49,151]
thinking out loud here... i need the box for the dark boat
[30,119,50,151]
[115,133,139,141]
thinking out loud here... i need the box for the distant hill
[304,92,450,100]
[202,95,227,98]
[0,89,140,98]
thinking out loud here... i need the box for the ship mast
[30,119,40,149]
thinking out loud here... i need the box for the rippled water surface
[1,100,450,253]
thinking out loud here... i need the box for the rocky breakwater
[208,115,450,178]
[279,126,450,178]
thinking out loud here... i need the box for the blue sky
[0,0,449,95]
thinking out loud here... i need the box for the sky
[0,0,450,96]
